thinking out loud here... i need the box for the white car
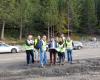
[0,43,21,53]
[73,41,83,50]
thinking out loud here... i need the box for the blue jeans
[67,49,73,63]
[40,49,47,66]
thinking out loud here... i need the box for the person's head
[61,33,66,40]
[58,37,64,44]
[55,37,59,42]
[67,37,71,41]
[28,35,33,40]
[37,35,41,40]
[61,33,64,37]
[50,37,55,42]
[42,35,47,41]
[59,37,63,42]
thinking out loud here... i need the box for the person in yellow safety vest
[39,35,47,68]
[57,37,66,65]
[34,35,41,62]
[65,37,74,64]
[34,36,41,49]
[24,35,34,65]
[61,33,66,61]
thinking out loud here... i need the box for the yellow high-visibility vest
[34,39,38,46]
[24,40,34,50]
[57,43,66,53]
[42,40,47,51]
[24,44,34,50]
[66,40,73,49]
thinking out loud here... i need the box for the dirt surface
[0,48,100,80]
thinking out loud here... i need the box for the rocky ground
[0,47,100,80]
[1,58,100,80]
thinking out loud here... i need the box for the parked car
[0,42,21,53]
[73,41,83,50]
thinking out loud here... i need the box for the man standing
[65,37,74,64]
[24,35,34,65]
[49,37,57,65]
[39,35,47,68]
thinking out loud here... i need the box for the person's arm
[30,40,34,45]
[48,41,51,48]
[55,42,58,48]
[72,42,74,47]
[64,40,67,47]
[39,40,43,49]
[56,42,59,48]
[25,40,31,46]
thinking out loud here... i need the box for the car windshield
[0,44,10,47]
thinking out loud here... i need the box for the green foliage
[0,0,100,39]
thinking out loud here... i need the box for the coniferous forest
[0,0,100,40]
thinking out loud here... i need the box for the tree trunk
[1,21,5,40]
[48,24,50,41]
[19,0,23,40]
[53,26,54,37]
[51,26,52,38]
[67,0,70,37]
[19,18,23,40]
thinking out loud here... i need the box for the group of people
[24,34,74,68]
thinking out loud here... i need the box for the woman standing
[57,37,66,65]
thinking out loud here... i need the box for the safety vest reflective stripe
[66,40,73,49]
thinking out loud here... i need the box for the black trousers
[26,50,34,64]
[58,52,65,63]
[49,49,57,64]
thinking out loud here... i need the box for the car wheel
[78,46,81,50]
[11,48,17,53]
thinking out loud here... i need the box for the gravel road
[0,48,100,80]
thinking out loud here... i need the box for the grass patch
[1,37,25,45]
